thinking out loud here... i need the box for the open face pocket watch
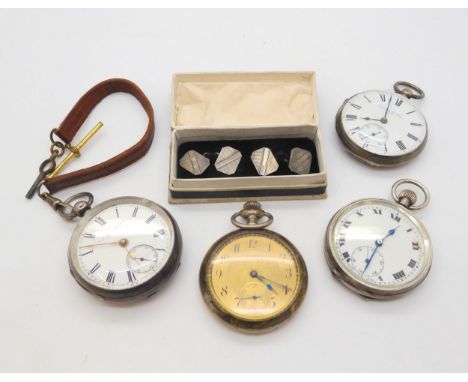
[68,196,182,301]
[336,81,427,167]
[199,202,308,332]
[325,179,432,299]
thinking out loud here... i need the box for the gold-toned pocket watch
[336,81,427,167]
[325,179,432,299]
[199,202,308,332]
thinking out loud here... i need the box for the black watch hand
[381,95,392,123]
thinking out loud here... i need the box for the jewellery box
[168,72,327,204]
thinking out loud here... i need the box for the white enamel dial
[340,90,427,157]
[331,201,430,288]
[71,202,173,291]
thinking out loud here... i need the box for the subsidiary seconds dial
[68,197,182,301]
[336,82,428,167]
[333,203,426,287]
[324,179,433,299]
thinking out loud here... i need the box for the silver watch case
[335,91,428,167]
[324,198,432,300]
[68,196,182,301]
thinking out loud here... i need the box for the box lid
[172,72,318,129]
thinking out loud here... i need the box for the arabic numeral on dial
[249,240,258,248]
[220,286,228,296]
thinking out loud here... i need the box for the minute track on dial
[337,84,428,166]
[325,179,432,299]
[68,197,182,301]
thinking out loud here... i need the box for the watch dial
[331,201,430,288]
[72,202,173,291]
[340,90,427,157]
[205,231,305,322]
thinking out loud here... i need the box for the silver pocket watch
[324,179,432,299]
[68,196,182,301]
[336,81,428,167]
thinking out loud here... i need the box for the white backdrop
[0,9,466,372]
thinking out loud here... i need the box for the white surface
[0,9,466,372]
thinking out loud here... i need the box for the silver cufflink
[215,146,242,175]
[288,147,312,175]
[179,150,210,175]
[251,147,279,176]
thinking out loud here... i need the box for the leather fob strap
[44,78,154,194]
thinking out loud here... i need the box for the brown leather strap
[44,78,154,194]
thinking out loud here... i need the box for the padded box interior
[177,137,318,178]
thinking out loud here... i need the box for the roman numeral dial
[339,89,427,160]
[331,202,428,289]
[73,200,174,293]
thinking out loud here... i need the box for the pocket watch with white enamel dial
[200,202,308,332]
[336,81,428,167]
[68,196,182,301]
[325,179,432,299]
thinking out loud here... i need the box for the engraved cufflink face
[215,146,242,175]
[179,150,210,175]
[251,147,279,176]
[288,147,312,175]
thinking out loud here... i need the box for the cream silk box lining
[173,73,316,128]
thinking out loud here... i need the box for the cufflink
[215,146,242,175]
[251,147,279,176]
[179,150,210,175]
[288,147,312,174]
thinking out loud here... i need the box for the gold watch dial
[200,229,307,329]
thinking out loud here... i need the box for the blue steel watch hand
[250,270,279,294]
[250,271,292,294]
[362,226,399,274]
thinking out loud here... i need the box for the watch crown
[243,201,261,211]
[398,189,417,208]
